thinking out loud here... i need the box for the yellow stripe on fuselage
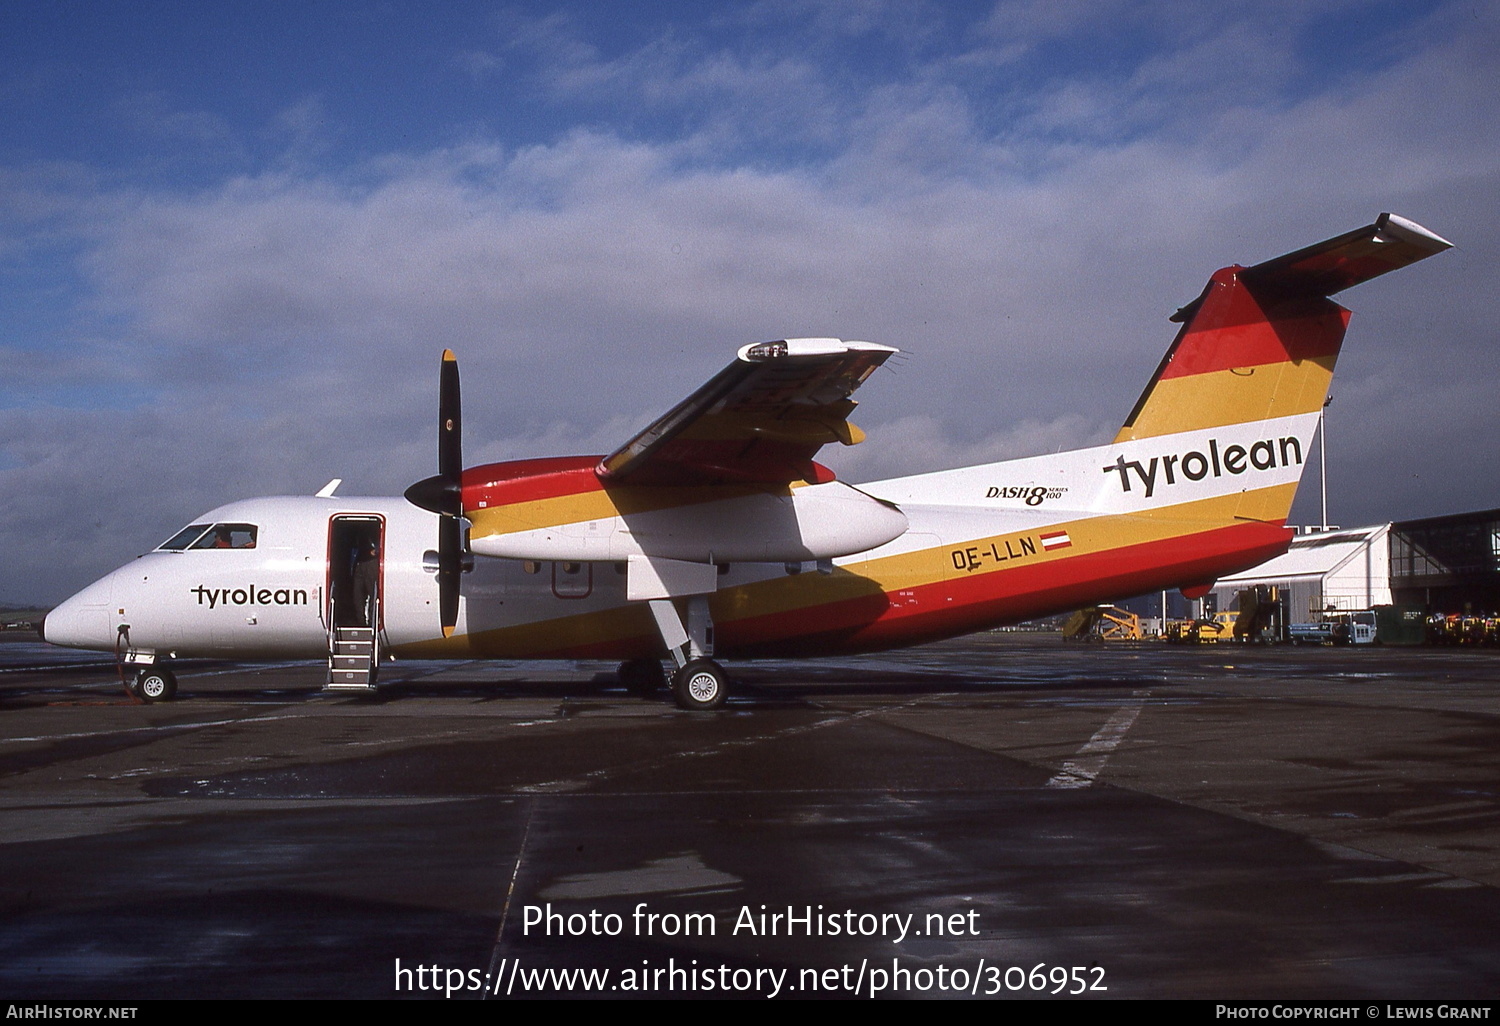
[1113,358,1334,443]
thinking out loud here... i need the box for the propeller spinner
[404,349,464,638]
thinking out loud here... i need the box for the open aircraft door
[326,514,385,690]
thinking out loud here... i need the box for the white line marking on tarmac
[1046,691,1149,789]
[516,705,898,794]
[0,712,305,746]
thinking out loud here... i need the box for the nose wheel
[130,666,178,703]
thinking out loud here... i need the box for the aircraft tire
[671,658,727,711]
[135,667,177,703]
[619,658,666,696]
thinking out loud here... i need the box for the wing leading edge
[597,338,898,487]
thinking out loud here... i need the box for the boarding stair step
[326,626,378,690]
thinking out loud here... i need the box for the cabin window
[552,560,592,599]
[522,560,541,574]
[188,523,258,550]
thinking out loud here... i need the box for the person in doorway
[351,542,379,627]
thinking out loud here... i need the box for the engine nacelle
[467,475,908,564]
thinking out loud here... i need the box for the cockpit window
[157,523,259,551]
[158,524,212,550]
[189,523,258,549]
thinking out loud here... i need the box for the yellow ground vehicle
[1062,605,1142,641]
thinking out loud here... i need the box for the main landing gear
[129,665,178,703]
[623,592,731,711]
[670,658,728,711]
[617,656,728,710]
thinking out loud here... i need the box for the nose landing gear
[114,626,179,703]
[129,666,178,703]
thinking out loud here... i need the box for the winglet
[315,479,342,497]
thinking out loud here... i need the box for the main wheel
[671,658,727,711]
[618,658,666,697]
[135,667,177,703]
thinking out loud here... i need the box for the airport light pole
[1319,394,1332,531]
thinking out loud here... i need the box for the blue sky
[2,1,1497,604]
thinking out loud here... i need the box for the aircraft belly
[392,560,652,659]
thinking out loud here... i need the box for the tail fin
[1110,213,1451,523]
[862,215,1449,520]
[1117,213,1451,445]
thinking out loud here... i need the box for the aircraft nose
[42,577,116,651]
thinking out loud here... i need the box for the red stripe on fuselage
[717,518,1292,658]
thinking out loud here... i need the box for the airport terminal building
[1208,507,1500,621]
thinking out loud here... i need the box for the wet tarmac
[2,632,1498,999]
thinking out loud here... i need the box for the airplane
[40,213,1452,710]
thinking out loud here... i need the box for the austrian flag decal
[1040,530,1073,551]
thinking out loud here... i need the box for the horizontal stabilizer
[1241,211,1452,297]
[1174,213,1451,322]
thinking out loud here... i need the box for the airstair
[327,625,378,690]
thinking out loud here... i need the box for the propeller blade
[404,350,464,515]
[405,349,467,638]
[438,348,462,510]
[438,513,461,638]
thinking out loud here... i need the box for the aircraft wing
[597,338,898,486]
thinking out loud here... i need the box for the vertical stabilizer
[1117,212,1452,446]
[1111,213,1451,523]
[863,215,1450,527]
